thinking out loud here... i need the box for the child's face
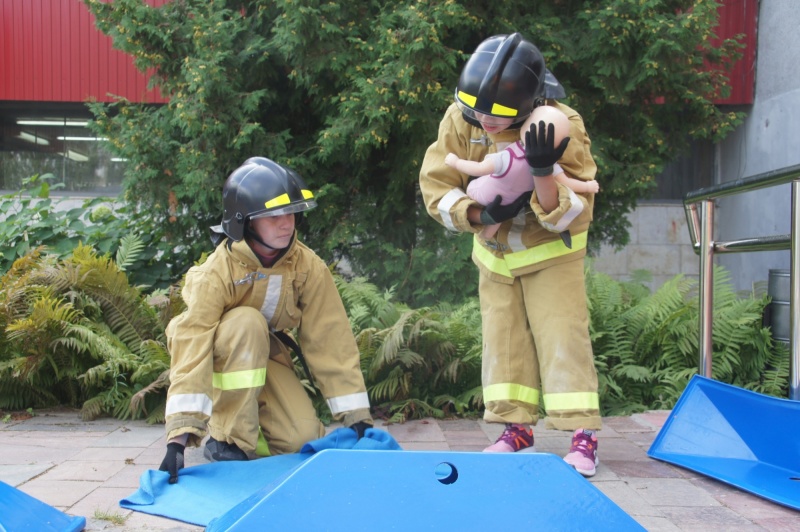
[474,112,515,134]
[249,214,295,250]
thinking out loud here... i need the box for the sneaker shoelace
[496,424,533,451]
[570,431,597,460]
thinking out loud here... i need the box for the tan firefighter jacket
[419,101,597,284]
[164,235,372,446]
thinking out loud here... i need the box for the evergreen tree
[85,0,743,306]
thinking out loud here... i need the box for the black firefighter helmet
[455,33,564,129]
[218,157,317,242]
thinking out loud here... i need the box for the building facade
[0,0,166,194]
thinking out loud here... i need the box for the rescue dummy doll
[445,105,599,239]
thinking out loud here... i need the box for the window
[0,107,125,196]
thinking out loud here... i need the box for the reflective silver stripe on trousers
[260,275,282,322]
[327,391,371,415]
[540,188,584,233]
[165,393,213,417]
[506,210,528,252]
[438,188,467,231]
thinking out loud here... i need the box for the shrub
[0,239,787,423]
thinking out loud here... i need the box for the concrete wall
[591,203,699,293]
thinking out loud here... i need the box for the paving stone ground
[1,408,797,531]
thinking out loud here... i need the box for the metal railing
[684,163,800,400]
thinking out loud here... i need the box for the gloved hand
[159,442,185,484]
[525,120,571,177]
[479,192,532,225]
[349,421,372,440]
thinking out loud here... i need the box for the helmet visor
[249,199,317,220]
[455,100,530,128]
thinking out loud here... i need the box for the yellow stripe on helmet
[490,102,518,117]
[302,189,314,199]
[457,91,477,108]
[265,193,290,209]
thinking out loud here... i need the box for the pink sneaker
[564,429,598,476]
[483,423,534,452]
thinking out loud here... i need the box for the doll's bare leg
[480,223,501,239]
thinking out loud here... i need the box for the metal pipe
[791,181,800,400]
[686,163,800,204]
[698,200,715,377]
[685,165,800,400]
[684,203,700,249]
[713,234,791,254]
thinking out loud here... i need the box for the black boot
[204,437,249,462]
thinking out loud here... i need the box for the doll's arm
[556,172,599,194]
[445,152,497,177]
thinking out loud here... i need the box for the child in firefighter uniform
[419,33,601,476]
[159,157,373,484]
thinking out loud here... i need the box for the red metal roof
[0,0,167,103]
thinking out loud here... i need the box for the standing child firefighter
[159,157,373,484]
[419,33,602,476]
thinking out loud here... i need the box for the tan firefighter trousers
[479,258,602,431]
[207,306,324,456]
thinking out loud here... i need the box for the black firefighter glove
[159,442,185,485]
[350,421,373,440]
[479,191,533,226]
[525,120,571,177]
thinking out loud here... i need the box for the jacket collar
[229,231,297,268]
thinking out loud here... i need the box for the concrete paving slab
[591,479,667,520]
[69,447,147,462]
[19,478,100,507]
[41,460,127,482]
[627,477,723,508]
[658,505,766,530]
[0,462,55,486]
[384,419,445,442]
[68,486,137,522]
[92,426,164,448]
[2,409,799,531]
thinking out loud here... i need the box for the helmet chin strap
[244,225,282,252]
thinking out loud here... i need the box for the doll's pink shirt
[466,142,563,206]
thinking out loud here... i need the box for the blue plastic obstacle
[649,375,800,510]
[0,480,85,531]
[207,449,644,531]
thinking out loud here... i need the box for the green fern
[0,244,170,420]
[115,234,145,272]
[587,263,789,414]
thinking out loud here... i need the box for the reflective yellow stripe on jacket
[473,231,588,278]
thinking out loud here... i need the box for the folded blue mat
[120,428,401,526]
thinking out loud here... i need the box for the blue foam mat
[209,450,644,531]
[649,375,800,510]
[0,480,85,532]
[120,427,401,526]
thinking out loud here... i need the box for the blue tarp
[119,428,401,526]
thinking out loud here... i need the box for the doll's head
[521,105,570,147]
